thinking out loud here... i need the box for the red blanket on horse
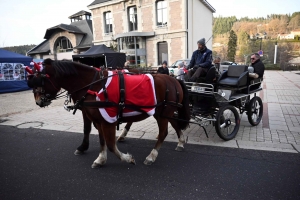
[96,70,156,123]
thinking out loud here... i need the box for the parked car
[168,59,191,76]
[221,61,237,65]
[220,61,237,72]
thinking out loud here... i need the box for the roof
[72,44,126,68]
[88,0,112,6]
[73,44,124,58]
[88,0,215,13]
[0,48,32,64]
[71,20,94,49]
[44,24,85,39]
[69,10,91,19]
[29,19,93,56]
[27,40,50,55]
[115,32,155,40]
[200,0,216,13]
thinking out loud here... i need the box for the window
[156,1,167,27]
[157,42,168,65]
[55,37,73,52]
[128,6,138,31]
[104,11,113,33]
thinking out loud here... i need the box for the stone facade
[88,0,214,66]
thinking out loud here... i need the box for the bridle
[27,63,62,104]
[28,62,136,111]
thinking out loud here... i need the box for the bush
[264,63,281,70]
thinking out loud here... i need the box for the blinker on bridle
[27,61,60,103]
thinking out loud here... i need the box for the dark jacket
[187,47,212,69]
[252,59,265,78]
[157,67,169,75]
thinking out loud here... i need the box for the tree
[3,44,36,55]
[227,30,237,62]
[288,14,300,30]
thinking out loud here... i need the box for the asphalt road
[1,125,300,200]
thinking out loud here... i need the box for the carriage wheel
[215,105,240,141]
[247,96,263,126]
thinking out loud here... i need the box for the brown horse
[28,59,190,168]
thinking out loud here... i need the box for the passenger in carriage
[213,57,221,72]
[248,53,265,90]
[185,38,213,82]
[249,53,265,79]
[157,60,169,75]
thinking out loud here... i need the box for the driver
[186,38,212,82]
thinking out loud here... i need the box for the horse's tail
[177,80,190,130]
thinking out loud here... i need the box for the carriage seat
[218,65,248,89]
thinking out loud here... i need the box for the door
[157,42,168,65]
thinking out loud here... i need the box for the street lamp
[256,32,267,50]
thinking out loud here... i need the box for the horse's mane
[43,58,93,77]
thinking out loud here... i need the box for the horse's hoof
[175,146,184,152]
[74,150,84,155]
[117,136,125,142]
[130,158,136,165]
[143,159,153,165]
[91,162,102,169]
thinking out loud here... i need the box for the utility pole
[274,41,278,64]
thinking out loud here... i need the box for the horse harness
[30,67,182,129]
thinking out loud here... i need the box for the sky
[0,0,299,47]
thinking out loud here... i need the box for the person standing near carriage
[157,60,169,75]
[124,61,130,69]
[186,38,212,82]
[177,62,185,81]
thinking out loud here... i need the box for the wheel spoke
[220,123,226,128]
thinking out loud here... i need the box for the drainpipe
[134,36,137,67]
[186,0,188,59]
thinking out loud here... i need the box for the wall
[89,0,213,65]
[187,0,213,58]
[56,52,73,60]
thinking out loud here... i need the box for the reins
[36,64,182,129]
[49,71,137,101]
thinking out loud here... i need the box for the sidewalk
[1,71,300,153]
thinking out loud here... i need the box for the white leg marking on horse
[116,146,136,164]
[177,133,185,149]
[175,132,185,151]
[145,149,158,163]
[93,147,107,166]
[117,128,128,141]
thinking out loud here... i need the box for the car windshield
[173,60,190,66]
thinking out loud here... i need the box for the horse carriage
[26,59,263,168]
[184,64,263,140]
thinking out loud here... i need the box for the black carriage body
[186,65,264,141]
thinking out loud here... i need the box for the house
[291,29,300,36]
[27,11,93,60]
[277,33,294,40]
[87,0,215,67]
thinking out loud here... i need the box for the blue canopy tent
[0,49,32,93]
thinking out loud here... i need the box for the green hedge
[264,63,281,70]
